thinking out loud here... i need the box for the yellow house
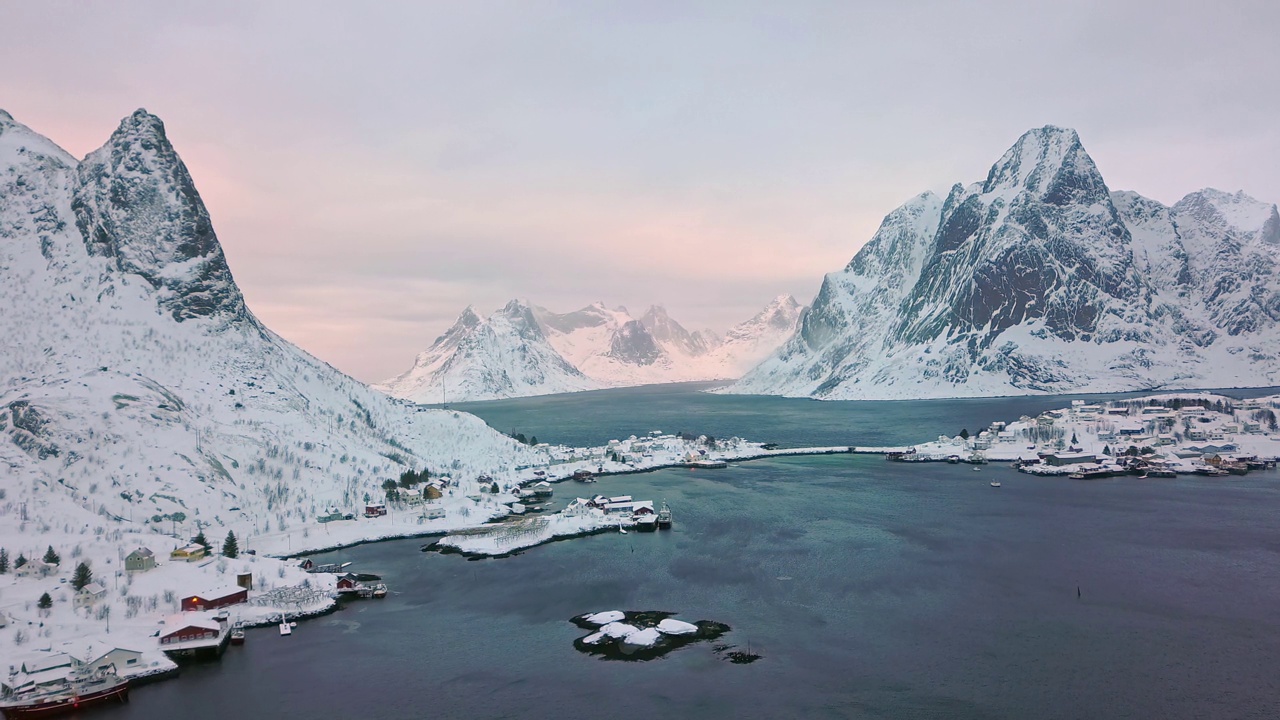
[169,544,207,562]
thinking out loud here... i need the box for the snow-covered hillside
[0,108,547,581]
[380,297,805,401]
[729,126,1280,400]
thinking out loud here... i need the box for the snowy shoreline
[289,440,856,560]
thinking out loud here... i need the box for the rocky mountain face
[730,126,1280,399]
[72,110,247,323]
[382,297,805,402]
[377,301,598,402]
[0,109,539,543]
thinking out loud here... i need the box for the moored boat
[230,622,246,645]
[656,502,672,530]
[990,480,1001,488]
[279,614,292,636]
[0,668,129,718]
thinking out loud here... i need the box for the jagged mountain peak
[72,109,247,323]
[1175,188,1280,240]
[981,125,1108,207]
[0,109,78,167]
[640,304,708,357]
[730,125,1280,400]
[381,300,594,402]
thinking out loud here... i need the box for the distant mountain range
[378,296,805,402]
[726,126,1280,399]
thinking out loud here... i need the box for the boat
[1194,466,1229,477]
[0,667,129,718]
[656,502,672,530]
[1143,468,1177,479]
[572,469,596,483]
[230,621,246,645]
[990,480,1001,488]
[635,514,658,532]
[618,523,627,535]
[372,583,388,598]
[279,614,292,636]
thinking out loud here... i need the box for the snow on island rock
[570,611,736,661]
[656,618,700,635]
[584,610,626,625]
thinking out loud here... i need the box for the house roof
[57,639,141,664]
[127,547,153,558]
[190,585,246,600]
[80,582,106,595]
[20,652,73,673]
[164,612,221,633]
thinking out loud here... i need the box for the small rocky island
[570,610,757,663]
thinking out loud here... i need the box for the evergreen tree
[38,592,52,610]
[1071,432,1079,445]
[0,548,8,574]
[529,436,538,446]
[223,531,239,559]
[43,545,60,565]
[192,531,210,551]
[14,553,27,569]
[959,428,970,440]
[72,561,93,591]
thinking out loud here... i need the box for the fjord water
[107,385,1280,719]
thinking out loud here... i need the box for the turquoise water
[105,386,1280,719]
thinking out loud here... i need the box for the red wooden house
[181,585,248,612]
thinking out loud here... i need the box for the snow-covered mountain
[729,126,1280,400]
[376,300,598,403]
[381,297,805,401]
[0,109,540,549]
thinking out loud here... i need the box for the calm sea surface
[104,385,1280,719]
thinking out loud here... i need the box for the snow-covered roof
[20,652,73,674]
[57,639,141,663]
[192,584,246,599]
[79,582,106,595]
[164,612,221,632]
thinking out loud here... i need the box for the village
[897,393,1280,479]
[11,396,1272,715]
[0,429,846,715]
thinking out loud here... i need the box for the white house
[57,639,143,675]
[74,582,108,608]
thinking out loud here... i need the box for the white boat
[618,523,627,535]
[279,614,292,636]
[990,480,1001,488]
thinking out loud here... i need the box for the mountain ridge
[728,126,1280,400]
[379,295,805,402]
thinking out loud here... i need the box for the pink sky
[3,1,1278,382]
